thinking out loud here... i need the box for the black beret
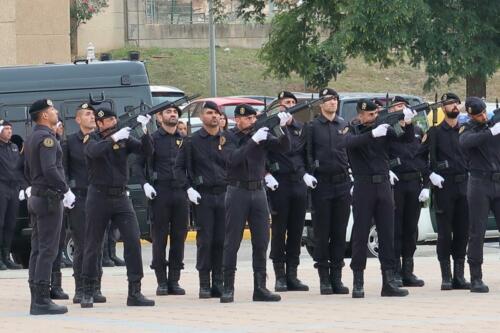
[372,98,385,107]
[234,104,257,117]
[465,97,486,116]
[319,88,339,98]
[390,96,409,106]
[203,101,221,114]
[159,104,182,116]
[357,99,378,112]
[278,91,297,102]
[77,102,96,112]
[0,119,12,127]
[94,106,117,120]
[29,99,54,114]
[441,92,461,105]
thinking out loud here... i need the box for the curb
[140,229,252,244]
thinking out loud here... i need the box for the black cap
[203,101,221,114]
[94,106,117,121]
[465,97,486,116]
[159,104,182,116]
[390,96,409,106]
[278,91,297,102]
[234,104,257,117]
[319,88,339,98]
[441,92,461,105]
[29,99,54,114]
[357,99,378,112]
[77,103,96,112]
[0,119,12,127]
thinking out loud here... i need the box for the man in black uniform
[419,93,470,290]
[0,120,23,270]
[133,104,188,296]
[62,103,107,304]
[24,99,76,315]
[220,104,291,303]
[387,96,426,287]
[339,99,409,298]
[265,91,309,293]
[305,88,351,295]
[459,97,500,293]
[174,101,227,298]
[80,106,155,307]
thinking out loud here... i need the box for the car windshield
[151,92,186,106]
[222,104,265,117]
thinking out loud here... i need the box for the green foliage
[70,0,109,33]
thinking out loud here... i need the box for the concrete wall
[0,0,18,66]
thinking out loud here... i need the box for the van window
[152,92,185,106]
[340,101,359,122]
[0,105,29,137]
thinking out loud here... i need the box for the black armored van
[0,60,153,267]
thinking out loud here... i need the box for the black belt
[154,179,184,189]
[31,187,63,199]
[396,171,421,182]
[316,173,349,184]
[443,174,467,183]
[72,188,88,197]
[274,173,302,183]
[354,174,390,184]
[470,170,500,182]
[92,184,127,196]
[229,180,263,191]
[0,179,18,187]
[196,185,227,195]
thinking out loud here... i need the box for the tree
[70,0,109,57]
[228,0,499,97]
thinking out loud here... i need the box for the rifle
[354,109,405,136]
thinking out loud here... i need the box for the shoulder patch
[176,139,183,148]
[459,126,465,134]
[421,133,427,143]
[83,134,90,144]
[42,137,55,148]
[112,143,120,150]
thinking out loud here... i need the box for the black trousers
[269,178,307,267]
[0,186,19,252]
[393,179,421,260]
[311,181,351,269]
[194,191,225,272]
[51,219,67,272]
[434,178,469,262]
[82,186,143,283]
[351,179,395,271]
[223,185,270,273]
[467,177,500,265]
[150,186,188,270]
[28,195,63,283]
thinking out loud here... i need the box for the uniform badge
[83,134,90,144]
[81,103,88,109]
[112,143,120,150]
[279,91,284,99]
[361,102,367,111]
[322,89,328,96]
[341,127,349,135]
[421,133,427,143]
[46,99,53,106]
[97,110,105,118]
[239,107,245,115]
[219,136,226,150]
[0,120,3,125]
[294,129,301,136]
[176,139,183,148]
[42,137,54,148]
[459,126,465,134]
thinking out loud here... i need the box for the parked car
[150,85,186,106]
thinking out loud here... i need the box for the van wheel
[12,244,31,269]
[367,225,379,258]
[63,233,74,264]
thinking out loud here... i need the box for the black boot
[452,259,470,289]
[109,240,125,267]
[220,271,235,303]
[273,262,287,292]
[101,239,115,267]
[127,281,155,306]
[154,266,168,296]
[381,270,409,297]
[167,269,186,295]
[72,276,83,304]
[93,277,107,303]
[252,272,281,302]
[80,278,94,308]
[330,266,349,294]
[30,282,68,315]
[29,280,35,313]
[286,264,309,291]
[352,270,364,298]
[469,264,489,293]
[211,270,223,298]
[393,258,403,287]
[440,261,452,290]
[401,257,424,287]
[2,248,22,269]
[317,266,333,295]
[50,272,69,300]
[199,271,211,299]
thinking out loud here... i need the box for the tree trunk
[465,74,487,99]
[70,0,78,59]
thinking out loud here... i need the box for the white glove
[429,172,444,188]
[143,183,157,200]
[489,122,500,136]
[350,186,354,196]
[303,173,317,188]
[264,174,279,191]
[25,187,31,198]
[278,112,293,127]
[111,127,131,142]
[251,127,269,144]
[372,124,390,138]
[137,114,152,133]
[418,188,430,202]
[389,170,399,185]
[187,187,201,205]
[403,107,416,122]
[63,189,76,209]
[18,189,26,201]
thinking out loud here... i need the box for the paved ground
[1,242,500,333]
